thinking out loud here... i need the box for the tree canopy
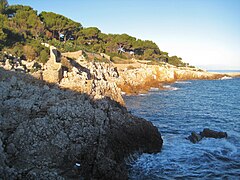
[7,6,44,39]
[39,11,82,41]
[0,2,188,67]
[0,0,8,14]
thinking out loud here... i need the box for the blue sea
[124,77,240,179]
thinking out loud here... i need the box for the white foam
[220,76,233,80]
[138,93,147,96]
[149,87,159,91]
[175,81,192,84]
[163,85,179,91]
[121,91,126,95]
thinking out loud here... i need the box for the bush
[38,49,49,64]
[23,45,37,61]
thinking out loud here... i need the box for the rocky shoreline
[0,68,162,179]
[1,45,239,104]
[1,46,239,179]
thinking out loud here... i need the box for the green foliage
[39,11,82,40]
[80,27,100,39]
[38,49,49,64]
[0,0,8,14]
[0,2,190,67]
[11,43,24,57]
[168,56,186,67]
[5,5,44,39]
[0,14,7,49]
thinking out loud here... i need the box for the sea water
[124,78,240,179]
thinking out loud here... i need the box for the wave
[138,93,148,96]
[163,85,179,91]
[149,87,160,92]
[175,81,192,84]
[220,76,233,80]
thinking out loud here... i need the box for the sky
[8,0,240,70]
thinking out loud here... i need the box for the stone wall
[42,46,63,83]
[62,50,83,60]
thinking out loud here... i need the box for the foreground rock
[187,128,228,143]
[0,68,163,179]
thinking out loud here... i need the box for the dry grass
[112,57,134,64]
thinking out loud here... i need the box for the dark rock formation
[187,128,228,143]
[0,68,163,180]
[188,132,203,144]
[200,128,228,139]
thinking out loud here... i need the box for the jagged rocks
[0,68,163,180]
[187,128,228,143]
[60,61,124,105]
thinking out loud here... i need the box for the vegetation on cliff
[0,0,187,67]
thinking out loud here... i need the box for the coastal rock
[173,68,224,80]
[200,128,228,139]
[60,61,124,105]
[188,132,203,144]
[0,68,163,179]
[116,64,175,94]
[187,128,228,143]
[116,64,228,95]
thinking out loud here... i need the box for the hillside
[0,0,188,67]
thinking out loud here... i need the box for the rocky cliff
[115,63,227,94]
[0,68,163,179]
[60,61,124,105]
[1,45,237,102]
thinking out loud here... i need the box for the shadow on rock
[0,67,163,180]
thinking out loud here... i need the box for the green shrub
[38,49,49,64]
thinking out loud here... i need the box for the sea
[124,75,240,179]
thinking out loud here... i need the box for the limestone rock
[0,68,162,179]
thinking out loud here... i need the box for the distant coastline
[207,70,240,73]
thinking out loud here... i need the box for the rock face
[1,45,232,103]
[0,68,163,179]
[116,64,230,95]
[60,61,124,105]
[116,64,176,94]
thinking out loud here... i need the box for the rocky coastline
[1,45,239,179]
[0,68,162,179]
[2,45,239,102]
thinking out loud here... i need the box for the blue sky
[8,0,240,70]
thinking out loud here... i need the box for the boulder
[187,128,228,143]
[187,132,203,143]
[200,128,228,139]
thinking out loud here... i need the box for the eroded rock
[0,68,163,179]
